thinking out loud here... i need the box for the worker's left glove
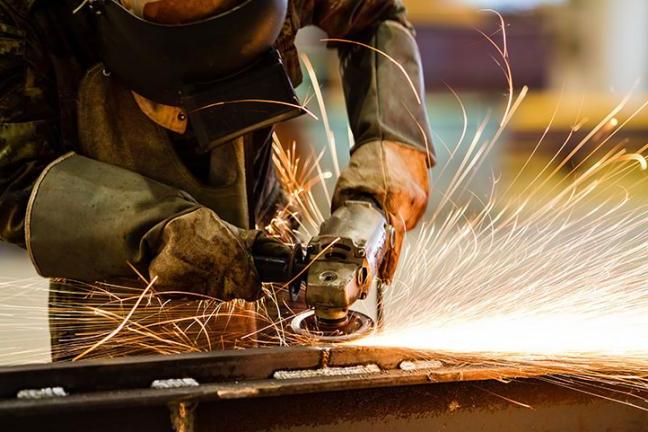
[25,153,291,301]
[149,207,292,301]
[331,140,430,282]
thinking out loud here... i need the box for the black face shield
[87,0,304,151]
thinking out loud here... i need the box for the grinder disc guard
[291,310,375,343]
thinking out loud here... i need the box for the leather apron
[49,65,258,361]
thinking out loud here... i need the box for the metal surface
[1,346,647,431]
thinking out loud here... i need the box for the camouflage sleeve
[0,2,62,247]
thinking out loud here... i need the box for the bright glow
[459,0,565,11]
[361,314,648,356]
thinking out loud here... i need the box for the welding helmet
[86,0,303,151]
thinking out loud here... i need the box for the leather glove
[328,18,433,282]
[26,153,289,302]
[332,140,430,282]
[149,207,290,301]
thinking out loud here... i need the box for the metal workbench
[1,346,647,431]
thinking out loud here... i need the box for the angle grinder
[254,201,393,342]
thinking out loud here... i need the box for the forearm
[26,153,264,300]
[338,19,434,157]
[332,13,433,228]
[0,141,59,246]
[315,1,433,279]
[26,153,200,281]
[0,2,63,246]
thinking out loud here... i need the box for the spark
[362,180,648,358]
[321,38,422,106]
[189,98,319,121]
[351,15,648,408]
[301,53,341,177]
[72,278,156,361]
[72,0,88,14]
[266,134,329,242]
[2,11,648,413]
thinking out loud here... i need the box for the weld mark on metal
[17,387,68,399]
[399,360,444,371]
[216,387,261,399]
[321,348,331,368]
[273,364,381,380]
[151,378,199,389]
[170,401,196,432]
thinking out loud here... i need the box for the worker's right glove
[332,140,430,283]
[329,17,434,282]
[149,207,291,301]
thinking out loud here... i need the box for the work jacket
[0,0,433,359]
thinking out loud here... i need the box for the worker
[0,0,433,354]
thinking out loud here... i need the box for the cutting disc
[290,310,375,343]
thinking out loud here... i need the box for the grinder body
[305,201,391,327]
[255,201,393,340]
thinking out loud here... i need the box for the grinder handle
[253,243,305,300]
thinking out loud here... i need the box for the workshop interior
[2,0,648,430]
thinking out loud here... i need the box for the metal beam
[1,347,646,431]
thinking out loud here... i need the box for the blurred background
[2,0,648,363]
[276,0,648,214]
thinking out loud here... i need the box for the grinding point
[290,310,375,343]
